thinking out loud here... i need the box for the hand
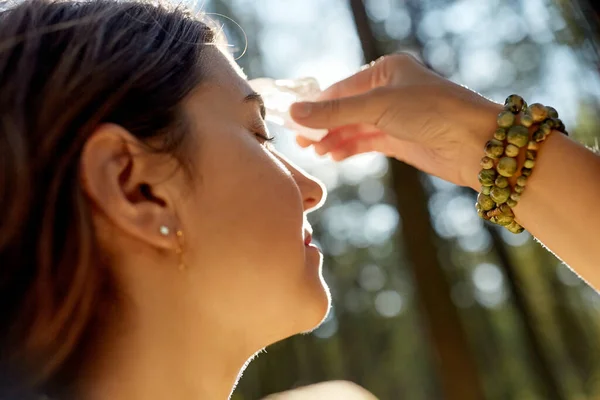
[290,53,503,190]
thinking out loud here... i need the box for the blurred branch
[348,1,485,399]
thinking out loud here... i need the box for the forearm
[467,112,600,289]
[512,132,600,288]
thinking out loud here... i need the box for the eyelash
[255,132,277,146]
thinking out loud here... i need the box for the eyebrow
[243,92,266,120]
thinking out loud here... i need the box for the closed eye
[255,132,276,143]
[249,117,276,148]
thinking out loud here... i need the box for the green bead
[521,168,532,177]
[493,128,507,141]
[514,185,525,193]
[499,203,514,215]
[504,95,525,113]
[538,122,552,135]
[478,168,497,186]
[495,176,509,188]
[506,221,524,234]
[484,139,505,159]
[524,159,535,168]
[520,112,534,128]
[497,156,518,177]
[494,214,515,226]
[476,203,491,220]
[476,204,486,219]
[510,192,521,201]
[516,175,527,187]
[546,106,559,119]
[526,150,536,160]
[477,192,495,211]
[533,129,547,143]
[527,140,539,150]
[505,144,520,157]
[480,156,494,169]
[481,185,491,195]
[490,185,511,204]
[529,103,548,122]
[497,111,515,128]
[506,198,518,208]
[550,118,565,133]
[507,125,529,147]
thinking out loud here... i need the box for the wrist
[460,102,504,191]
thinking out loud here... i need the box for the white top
[261,380,379,400]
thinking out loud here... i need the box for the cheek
[178,124,329,333]
[182,128,305,272]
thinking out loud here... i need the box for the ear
[80,123,181,251]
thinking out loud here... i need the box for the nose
[278,156,326,213]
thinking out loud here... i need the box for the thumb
[290,89,389,129]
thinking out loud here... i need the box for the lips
[304,231,312,246]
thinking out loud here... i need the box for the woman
[2,1,599,400]
[0,1,328,398]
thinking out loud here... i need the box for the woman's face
[175,48,329,342]
[85,45,328,354]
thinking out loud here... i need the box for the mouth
[304,231,313,246]
[303,225,313,246]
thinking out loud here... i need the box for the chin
[298,279,332,335]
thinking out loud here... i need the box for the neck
[77,311,253,400]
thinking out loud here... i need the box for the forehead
[200,46,252,99]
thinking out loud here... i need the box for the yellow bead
[497,157,518,177]
[495,176,509,188]
[480,156,494,169]
[494,128,507,141]
[507,125,529,147]
[505,144,519,157]
[484,139,505,159]
[490,186,511,204]
[520,112,534,127]
[477,193,495,211]
[527,141,539,150]
[529,103,548,122]
[497,111,515,128]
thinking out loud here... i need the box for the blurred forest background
[199,0,600,399]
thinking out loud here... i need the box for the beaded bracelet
[475,95,568,234]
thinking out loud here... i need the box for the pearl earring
[159,225,186,271]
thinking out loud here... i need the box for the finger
[294,126,349,148]
[317,64,381,101]
[316,56,399,101]
[316,54,419,101]
[313,124,380,155]
[295,135,316,148]
[328,134,388,161]
[290,89,390,129]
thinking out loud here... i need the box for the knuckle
[320,99,341,119]
[389,52,420,67]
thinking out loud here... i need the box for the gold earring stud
[175,229,185,271]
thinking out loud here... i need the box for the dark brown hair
[0,0,215,396]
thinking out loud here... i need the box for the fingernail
[292,102,312,118]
